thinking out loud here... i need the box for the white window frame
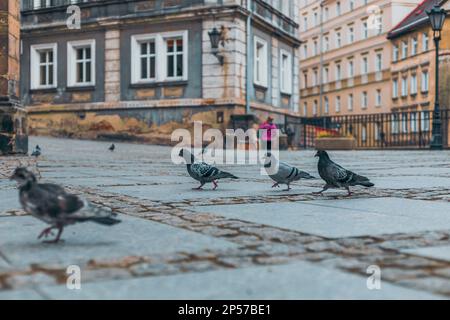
[348,60,354,77]
[280,49,292,94]
[411,74,418,94]
[422,33,429,52]
[401,77,408,97]
[361,91,368,109]
[421,71,429,92]
[393,45,399,62]
[33,0,51,9]
[348,93,353,111]
[361,56,368,75]
[392,79,398,98]
[30,43,57,90]
[335,96,341,112]
[254,36,268,88]
[67,39,96,87]
[131,31,188,84]
[375,53,382,72]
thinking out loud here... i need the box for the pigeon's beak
[314,151,319,157]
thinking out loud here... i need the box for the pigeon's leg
[212,180,218,190]
[193,182,205,190]
[345,187,353,197]
[37,226,56,239]
[313,185,329,195]
[283,183,291,191]
[272,183,280,188]
[44,226,64,244]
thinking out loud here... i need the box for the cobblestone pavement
[1,137,450,299]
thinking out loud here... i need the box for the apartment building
[19,0,300,141]
[388,0,450,118]
[299,0,422,117]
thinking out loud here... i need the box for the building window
[401,113,408,133]
[393,45,399,62]
[303,44,308,59]
[303,102,308,116]
[421,71,429,92]
[361,91,368,109]
[131,31,188,84]
[401,77,408,97]
[348,26,355,43]
[411,112,418,133]
[422,33,429,52]
[67,39,95,87]
[313,100,318,116]
[336,2,341,16]
[30,43,57,90]
[303,72,308,88]
[323,67,329,84]
[376,89,381,107]
[254,37,268,87]
[280,50,292,94]
[392,114,399,134]
[314,11,319,26]
[313,40,318,55]
[411,37,418,55]
[421,111,430,131]
[335,96,341,112]
[348,60,354,77]
[313,69,318,86]
[361,125,367,142]
[336,63,341,81]
[350,0,355,10]
[375,53,382,72]
[324,97,329,114]
[361,56,368,74]
[411,74,417,95]
[280,0,290,16]
[362,21,368,39]
[392,79,398,98]
[401,41,408,59]
[33,0,51,9]
[348,93,353,111]
[303,16,308,31]
[323,36,329,52]
[336,31,341,48]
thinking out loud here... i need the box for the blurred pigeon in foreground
[264,153,315,191]
[179,149,238,190]
[109,144,115,152]
[10,167,121,243]
[314,150,374,196]
[31,145,41,158]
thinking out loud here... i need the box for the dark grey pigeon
[109,144,115,152]
[31,145,41,158]
[10,167,121,243]
[314,150,374,196]
[178,149,238,190]
[264,153,315,191]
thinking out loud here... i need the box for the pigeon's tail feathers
[352,174,374,187]
[299,171,315,180]
[219,171,238,179]
[90,216,121,225]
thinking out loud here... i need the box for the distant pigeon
[315,150,374,196]
[31,145,41,158]
[178,149,238,190]
[264,153,315,191]
[10,167,121,243]
[109,144,115,152]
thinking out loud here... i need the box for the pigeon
[10,167,121,243]
[109,144,115,152]
[31,145,41,158]
[264,152,315,191]
[178,149,238,190]
[314,150,374,196]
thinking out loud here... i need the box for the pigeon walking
[31,145,41,158]
[178,149,238,190]
[264,153,315,191]
[10,167,121,243]
[314,150,374,196]
[109,144,115,152]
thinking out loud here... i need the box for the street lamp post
[427,5,447,150]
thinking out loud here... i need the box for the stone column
[104,29,121,103]
[0,0,28,155]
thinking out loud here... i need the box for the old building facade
[20,0,300,142]
[299,0,422,117]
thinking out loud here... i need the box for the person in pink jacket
[259,116,277,152]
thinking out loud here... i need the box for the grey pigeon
[314,150,374,196]
[264,152,315,191]
[178,149,238,190]
[10,167,121,243]
[109,144,115,152]
[31,145,41,158]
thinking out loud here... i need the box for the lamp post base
[430,111,443,150]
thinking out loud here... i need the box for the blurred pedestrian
[259,116,277,152]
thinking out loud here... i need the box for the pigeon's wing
[326,162,353,183]
[191,162,219,178]
[39,183,68,196]
[269,161,295,183]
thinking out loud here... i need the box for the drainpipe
[319,1,325,127]
[246,0,252,115]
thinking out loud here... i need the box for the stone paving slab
[0,215,237,268]
[0,189,20,211]
[0,289,43,300]
[38,260,441,300]
[193,198,450,238]
[372,176,450,189]
[103,182,317,202]
[402,246,450,263]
